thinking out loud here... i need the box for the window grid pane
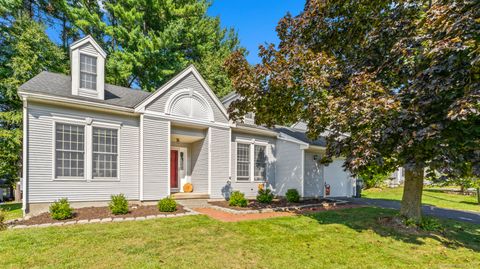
[80,54,97,90]
[254,145,267,181]
[55,123,85,177]
[93,127,118,178]
[236,143,250,180]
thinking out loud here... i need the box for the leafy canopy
[225,0,479,179]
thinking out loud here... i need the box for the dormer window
[80,54,97,90]
[70,35,106,100]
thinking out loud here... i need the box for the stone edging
[209,200,349,215]
[7,207,199,229]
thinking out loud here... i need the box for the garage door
[323,159,353,197]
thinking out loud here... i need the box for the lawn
[363,187,480,212]
[1,207,479,268]
[0,202,22,220]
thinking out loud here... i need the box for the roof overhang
[18,91,136,116]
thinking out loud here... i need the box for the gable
[142,71,229,124]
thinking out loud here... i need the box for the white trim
[167,121,171,196]
[139,114,144,200]
[233,138,268,183]
[70,35,107,58]
[90,124,121,181]
[18,92,135,114]
[301,149,305,198]
[164,88,215,122]
[142,110,230,129]
[51,119,87,181]
[207,128,212,195]
[232,125,278,137]
[170,146,188,192]
[22,98,28,215]
[228,128,232,179]
[277,134,310,147]
[134,65,230,120]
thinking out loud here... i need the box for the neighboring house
[18,36,356,215]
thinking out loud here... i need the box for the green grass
[0,202,22,220]
[1,207,479,268]
[363,187,480,212]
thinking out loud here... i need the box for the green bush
[285,189,300,203]
[158,197,177,212]
[419,217,443,231]
[0,209,6,231]
[257,188,274,204]
[109,194,129,215]
[49,198,74,220]
[229,191,248,207]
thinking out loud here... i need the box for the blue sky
[208,1,305,64]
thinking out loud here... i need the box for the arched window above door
[165,89,214,122]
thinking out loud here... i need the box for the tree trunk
[477,188,480,205]
[400,166,424,221]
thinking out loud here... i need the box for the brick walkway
[193,207,294,222]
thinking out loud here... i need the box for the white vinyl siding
[92,127,118,178]
[27,102,139,203]
[254,145,266,181]
[236,143,250,181]
[80,54,97,90]
[55,123,85,178]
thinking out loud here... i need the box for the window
[55,123,85,177]
[92,127,118,178]
[254,145,267,181]
[80,54,97,90]
[236,143,250,181]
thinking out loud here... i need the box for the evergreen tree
[0,16,67,185]
[70,0,239,96]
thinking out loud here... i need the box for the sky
[208,1,305,64]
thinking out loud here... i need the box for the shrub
[109,194,129,215]
[419,217,442,232]
[158,197,177,212]
[257,188,274,204]
[49,198,74,220]
[0,209,6,231]
[285,189,300,203]
[229,191,248,207]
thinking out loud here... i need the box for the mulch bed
[209,198,338,211]
[14,204,186,225]
[294,203,363,214]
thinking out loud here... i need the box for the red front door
[170,150,178,188]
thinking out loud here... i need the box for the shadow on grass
[0,203,21,212]
[303,207,480,252]
[459,201,480,206]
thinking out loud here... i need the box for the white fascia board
[70,35,107,58]
[142,110,231,129]
[134,65,230,120]
[18,91,136,114]
[232,125,278,137]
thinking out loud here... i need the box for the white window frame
[79,52,98,92]
[91,124,120,181]
[253,144,267,182]
[235,139,269,182]
[235,142,251,181]
[52,116,121,182]
[52,119,87,181]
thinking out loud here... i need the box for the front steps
[171,193,209,199]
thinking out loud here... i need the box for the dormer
[70,36,107,100]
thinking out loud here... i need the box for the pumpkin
[183,183,193,193]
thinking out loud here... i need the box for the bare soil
[14,205,186,225]
[209,198,339,211]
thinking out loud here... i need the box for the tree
[68,0,240,96]
[0,15,67,186]
[225,0,479,220]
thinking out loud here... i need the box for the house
[18,36,356,215]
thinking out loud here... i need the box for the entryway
[170,147,187,193]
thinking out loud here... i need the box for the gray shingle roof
[274,126,327,147]
[19,71,151,108]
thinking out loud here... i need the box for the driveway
[346,197,480,225]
